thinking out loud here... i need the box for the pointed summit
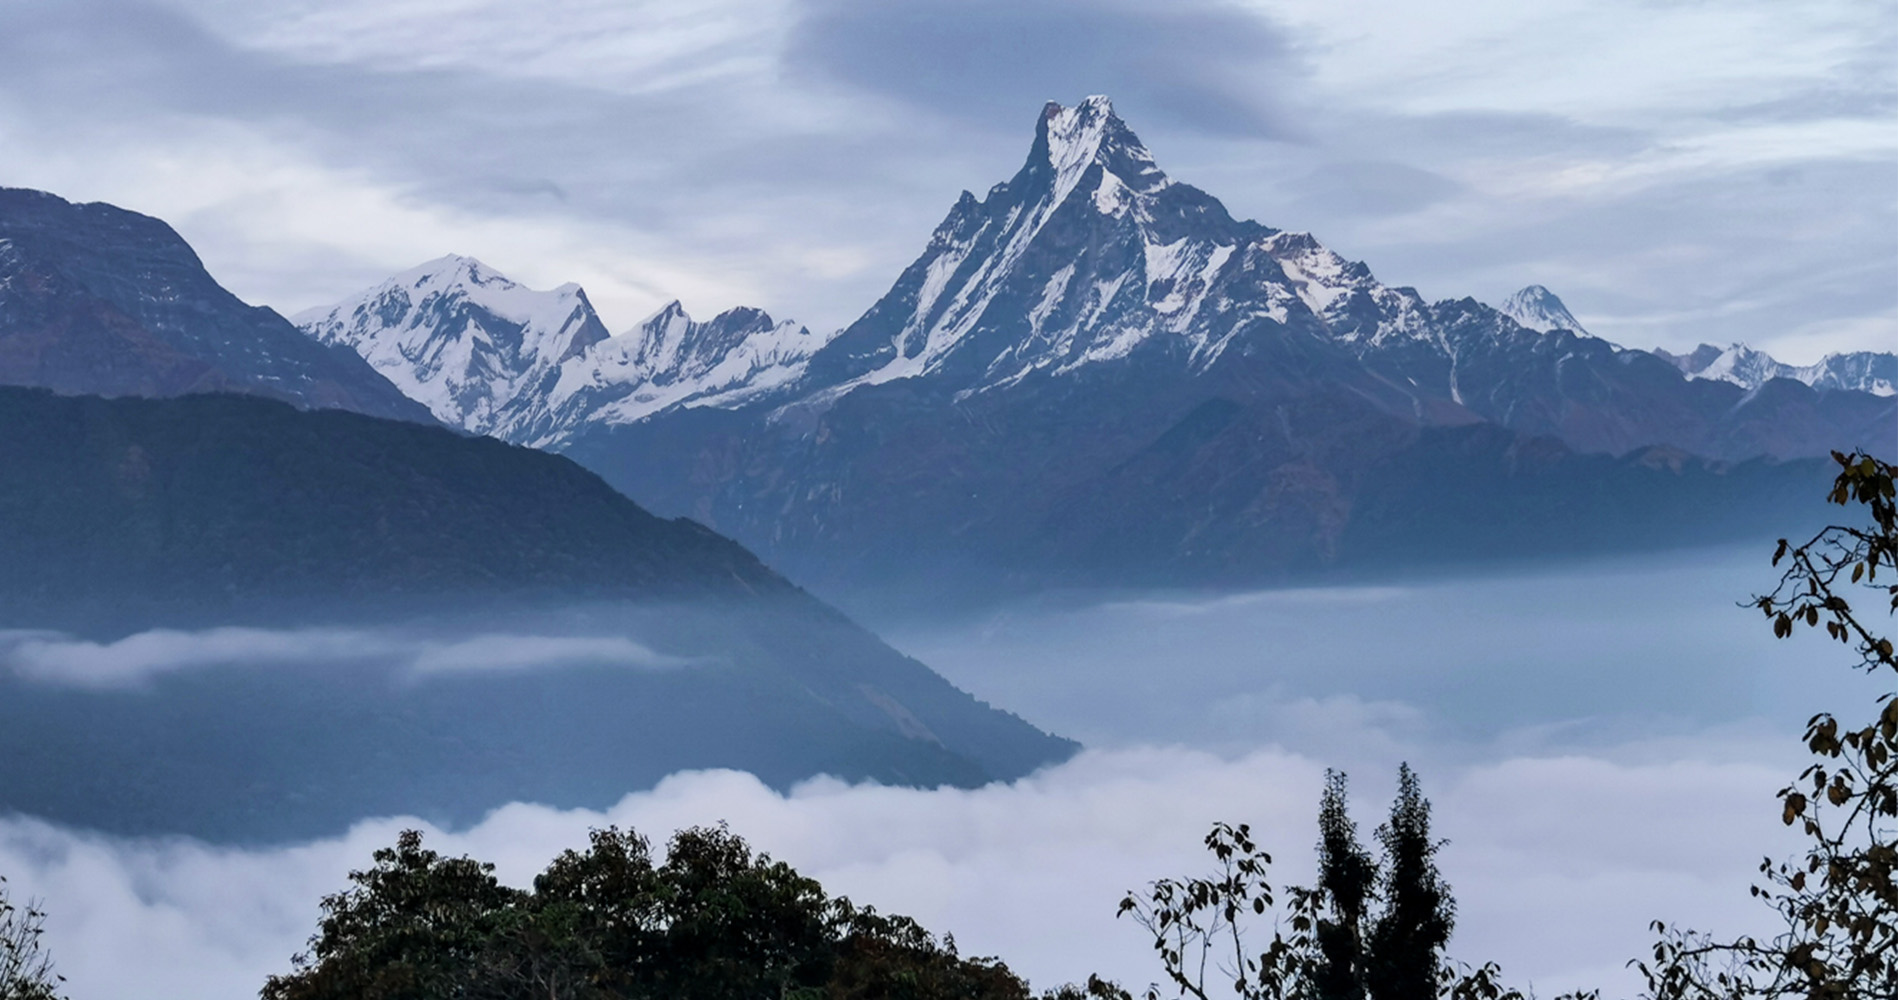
[1027,95,1169,206]
[800,95,1271,393]
[1497,285,1586,334]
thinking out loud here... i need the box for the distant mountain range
[0,99,1890,604]
[1496,284,1894,398]
[1653,342,1895,396]
[294,257,826,447]
[0,99,1884,835]
[285,97,1890,598]
[0,386,1074,839]
[293,101,1893,466]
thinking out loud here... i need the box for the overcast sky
[0,0,1891,362]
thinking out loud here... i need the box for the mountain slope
[0,187,430,422]
[0,386,1076,839]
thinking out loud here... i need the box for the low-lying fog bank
[877,543,1869,755]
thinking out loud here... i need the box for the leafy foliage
[0,876,64,1000]
[1315,771,1376,1000]
[1640,451,1896,1000]
[264,824,1070,1000]
[1115,767,1576,1000]
[1114,820,1314,1000]
[1367,764,1454,1000]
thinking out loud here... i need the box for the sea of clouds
[1,544,1881,999]
[0,742,1802,998]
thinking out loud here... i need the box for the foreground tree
[1117,765,1537,1000]
[1366,764,1454,1000]
[1315,771,1377,1000]
[264,823,1060,1000]
[0,876,64,1000]
[1641,450,1896,1000]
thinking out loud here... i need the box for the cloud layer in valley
[2,545,1884,998]
[0,741,1808,1000]
[0,0,1888,360]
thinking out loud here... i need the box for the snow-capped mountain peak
[294,256,610,432]
[555,304,831,434]
[619,302,817,390]
[1655,342,1897,396]
[297,261,835,447]
[294,97,1895,463]
[1497,285,1587,334]
[796,96,1293,399]
[1032,95,1169,211]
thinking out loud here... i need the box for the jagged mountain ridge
[1654,341,1896,397]
[303,98,1890,464]
[0,187,430,423]
[284,96,1888,601]
[296,257,828,447]
[294,255,611,436]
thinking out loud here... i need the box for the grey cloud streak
[784,0,1305,140]
[0,626,682,689]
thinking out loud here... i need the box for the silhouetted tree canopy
[262,824,1069,1000]
[0,875,64,1000]
[1113,766,1564,1000]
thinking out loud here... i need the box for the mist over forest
[3,540,1882,998]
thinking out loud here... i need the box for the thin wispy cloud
[0,626,681,689]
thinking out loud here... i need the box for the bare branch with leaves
[1642,450,1896,1000]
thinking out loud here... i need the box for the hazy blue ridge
[0,386,1077,841]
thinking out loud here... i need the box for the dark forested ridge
[0,386,1077,840]
[0,385,785,617]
